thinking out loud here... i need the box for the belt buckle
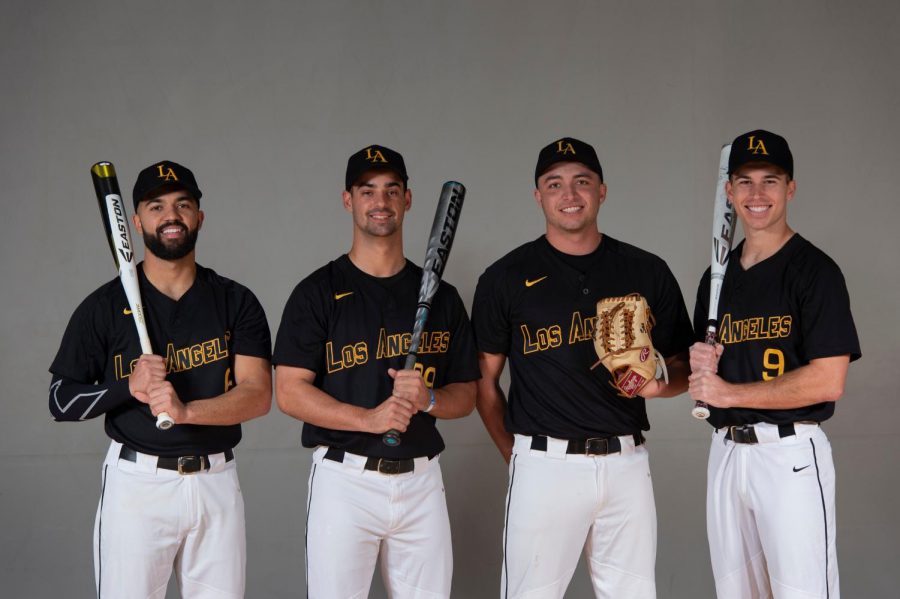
[584,437,609,456]
[728,425,757,444]
[177,455,206,475]
[377,458,402,475]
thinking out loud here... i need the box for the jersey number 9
[762,349,785,380]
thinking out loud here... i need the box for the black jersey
[49,264,271,456]
[472,235,694,438]
[272,255,480,459]
[693,234,861,428]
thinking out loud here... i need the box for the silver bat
[383,181,466,447]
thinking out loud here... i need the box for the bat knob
[156,412,175,430]
[691,403,710,420]
[382,429,402,447]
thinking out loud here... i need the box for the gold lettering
[521,323,563,354]
[780,316,792,337]
[388,333,402,357]
[325,342,342,373]
[568,311,597,344]
[365,148,387,163]
[176,347,192,371]
[354,342,368,364]
[718,313,792,344]
[165,342,178,372]
[191,344,204,365]
[113,354,137,380]
[556,141,576,155]
[156,164,179,181]
[747,136,769,155]
[326,340,368,372]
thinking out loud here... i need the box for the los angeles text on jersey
[113,333,231,379]
[325,328,451,373]
[520,311,598,354]
[717,313,792,344]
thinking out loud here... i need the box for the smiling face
[342,170,411,238]
[133,189,203,260]
[726,163,795,235]
[534,161,606,235]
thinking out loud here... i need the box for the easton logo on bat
[713,206,735,265]
[430,189,463,275]
[107,194,133,263]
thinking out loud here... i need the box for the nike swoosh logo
[123,308,132,315]
[334,292,354,300]
[525,276,548,287]
[793,465,810,472]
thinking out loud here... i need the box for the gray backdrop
[2,1,897,597]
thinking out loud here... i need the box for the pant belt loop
[544,436,569,459]
[134,449,159,474]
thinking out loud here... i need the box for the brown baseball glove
[592,293,668,397]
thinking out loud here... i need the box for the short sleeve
[49,292,110,384]
[231,287,272,360]
[471,266,512,355]
[649,262,694,358]
[797,261,861,362]
[273,280,329,372]
[439,287,481,384]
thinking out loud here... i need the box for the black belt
[119,445,234,475]
[324,447,435,475]
[530,433,645,456]
[723,423,802,444]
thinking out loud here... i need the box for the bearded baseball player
[49,161,272,598]
[689,130,861,598]
[472,137,694,598]
[273,145,479,598]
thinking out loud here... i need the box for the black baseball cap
[728,129,794,178]
[345,145,408,191]
[535,137,603,185]
[132,160,202,209]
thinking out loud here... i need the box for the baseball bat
[91,162,175,430]
[692,144,736,419]
[382,181,466,447]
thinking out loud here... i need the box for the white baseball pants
[707,423,838,599]
[501,434,657,599]
[94,440,245,599]
[305,446,452,599]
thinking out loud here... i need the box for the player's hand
[688,370,732,407]
[387,368,430,412]
[689,342,723,374]
[129,354,167,403]
[364,395,416,434]
[146,380,187,423]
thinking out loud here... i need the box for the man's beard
[143,222,199,260]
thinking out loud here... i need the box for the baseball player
[689,130,861,598]
[273,145,480,598]
[49,161,272,598]
[471,137,694,598]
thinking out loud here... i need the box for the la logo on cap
[365,147,387,163]
[556,140,576,155]
[156,164,179,181]
[746,135,769,156]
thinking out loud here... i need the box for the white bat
[692,145,736,419]
[91,162,174,430]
